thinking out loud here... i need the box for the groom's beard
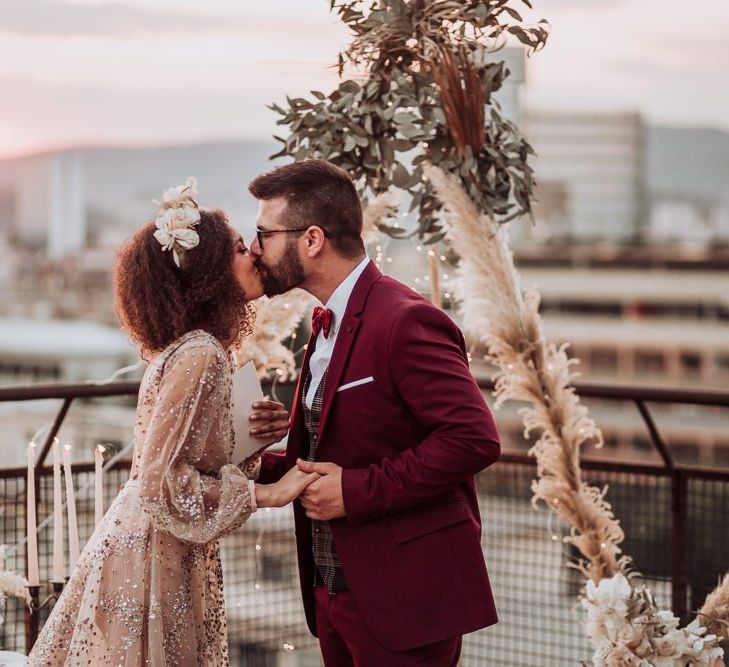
[254,240,306,297]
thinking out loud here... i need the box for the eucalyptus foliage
[270,0,548,241]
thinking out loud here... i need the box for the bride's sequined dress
[28,330,258,666]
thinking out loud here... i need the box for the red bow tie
[311,307,334,339]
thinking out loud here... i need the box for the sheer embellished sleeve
[241,454,261,480]
[138,337,254,544]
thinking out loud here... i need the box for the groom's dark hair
[248,159,365,258]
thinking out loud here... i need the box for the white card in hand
[230,361,266,466]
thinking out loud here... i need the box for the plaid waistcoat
[302,370,347,593]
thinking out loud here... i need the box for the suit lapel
[317,316,361,445]
[316,261,381,446]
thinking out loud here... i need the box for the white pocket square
[336,376,375,393]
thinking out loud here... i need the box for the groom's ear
[303,226,327,259]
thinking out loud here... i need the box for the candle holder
[27,584,40,612]
[50,580,66,597]
[25,577,68,651]
[25,584,40,650]
[27,582,64,614]
[25,581,66,648]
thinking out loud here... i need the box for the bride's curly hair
[114,209,255,357]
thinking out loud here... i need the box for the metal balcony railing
[0,378,728,665]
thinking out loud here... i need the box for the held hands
[251,456,347,517]
[256,466,320,508]
[296,459,346,520]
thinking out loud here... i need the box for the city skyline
[1,0,728,158]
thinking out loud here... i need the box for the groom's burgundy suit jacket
[259,261,500,651]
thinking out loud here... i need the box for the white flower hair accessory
[152,177,202,267]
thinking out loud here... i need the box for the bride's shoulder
[162,329,228,372]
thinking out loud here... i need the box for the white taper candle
[51,438,65,582]
[26,441,40,586]
[94,445,105,527]
[62,444,80,572]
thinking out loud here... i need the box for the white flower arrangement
[0,545,31,628]
[152,177,201,267]
[582,574,723,666]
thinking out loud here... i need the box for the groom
[248,159,500,666]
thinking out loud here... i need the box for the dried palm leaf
[425,163,627,582]
[430,44,486,157]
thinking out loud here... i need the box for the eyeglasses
[255,226,332,250]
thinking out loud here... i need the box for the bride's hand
[249,399,289,447]
[255,466,320,508]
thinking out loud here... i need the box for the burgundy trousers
[314,583,463,666]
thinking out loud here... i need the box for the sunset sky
[1,0,728,158]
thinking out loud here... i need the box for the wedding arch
[241,1,729,665]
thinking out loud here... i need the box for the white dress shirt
[305,256,371,409]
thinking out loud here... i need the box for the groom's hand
[296,459,345,520]
[249,399,289,444]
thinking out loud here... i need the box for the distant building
[491,47,526,126]
[646,125,729,244]
[473,263,729,467]
[521,111,647,243]
[15,151,86,259]
[0,318,135,384]
[0,318,139,465]
[649,193,729,243]
[0,141,277,267]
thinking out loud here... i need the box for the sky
[1,0,728,158]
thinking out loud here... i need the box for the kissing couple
[28,160,501,667]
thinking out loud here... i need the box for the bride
[28,179,318,666]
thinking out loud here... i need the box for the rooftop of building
[0,318,134,359]
[541,315,729,350]
[520,267,729,304]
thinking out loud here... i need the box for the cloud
[0,13,343,93]
[0,2,350,155]
[0,0,728,157]
[0,0,342,38]
[0,0,222,37]
[545,0,624,5]
[0,68,326,158]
